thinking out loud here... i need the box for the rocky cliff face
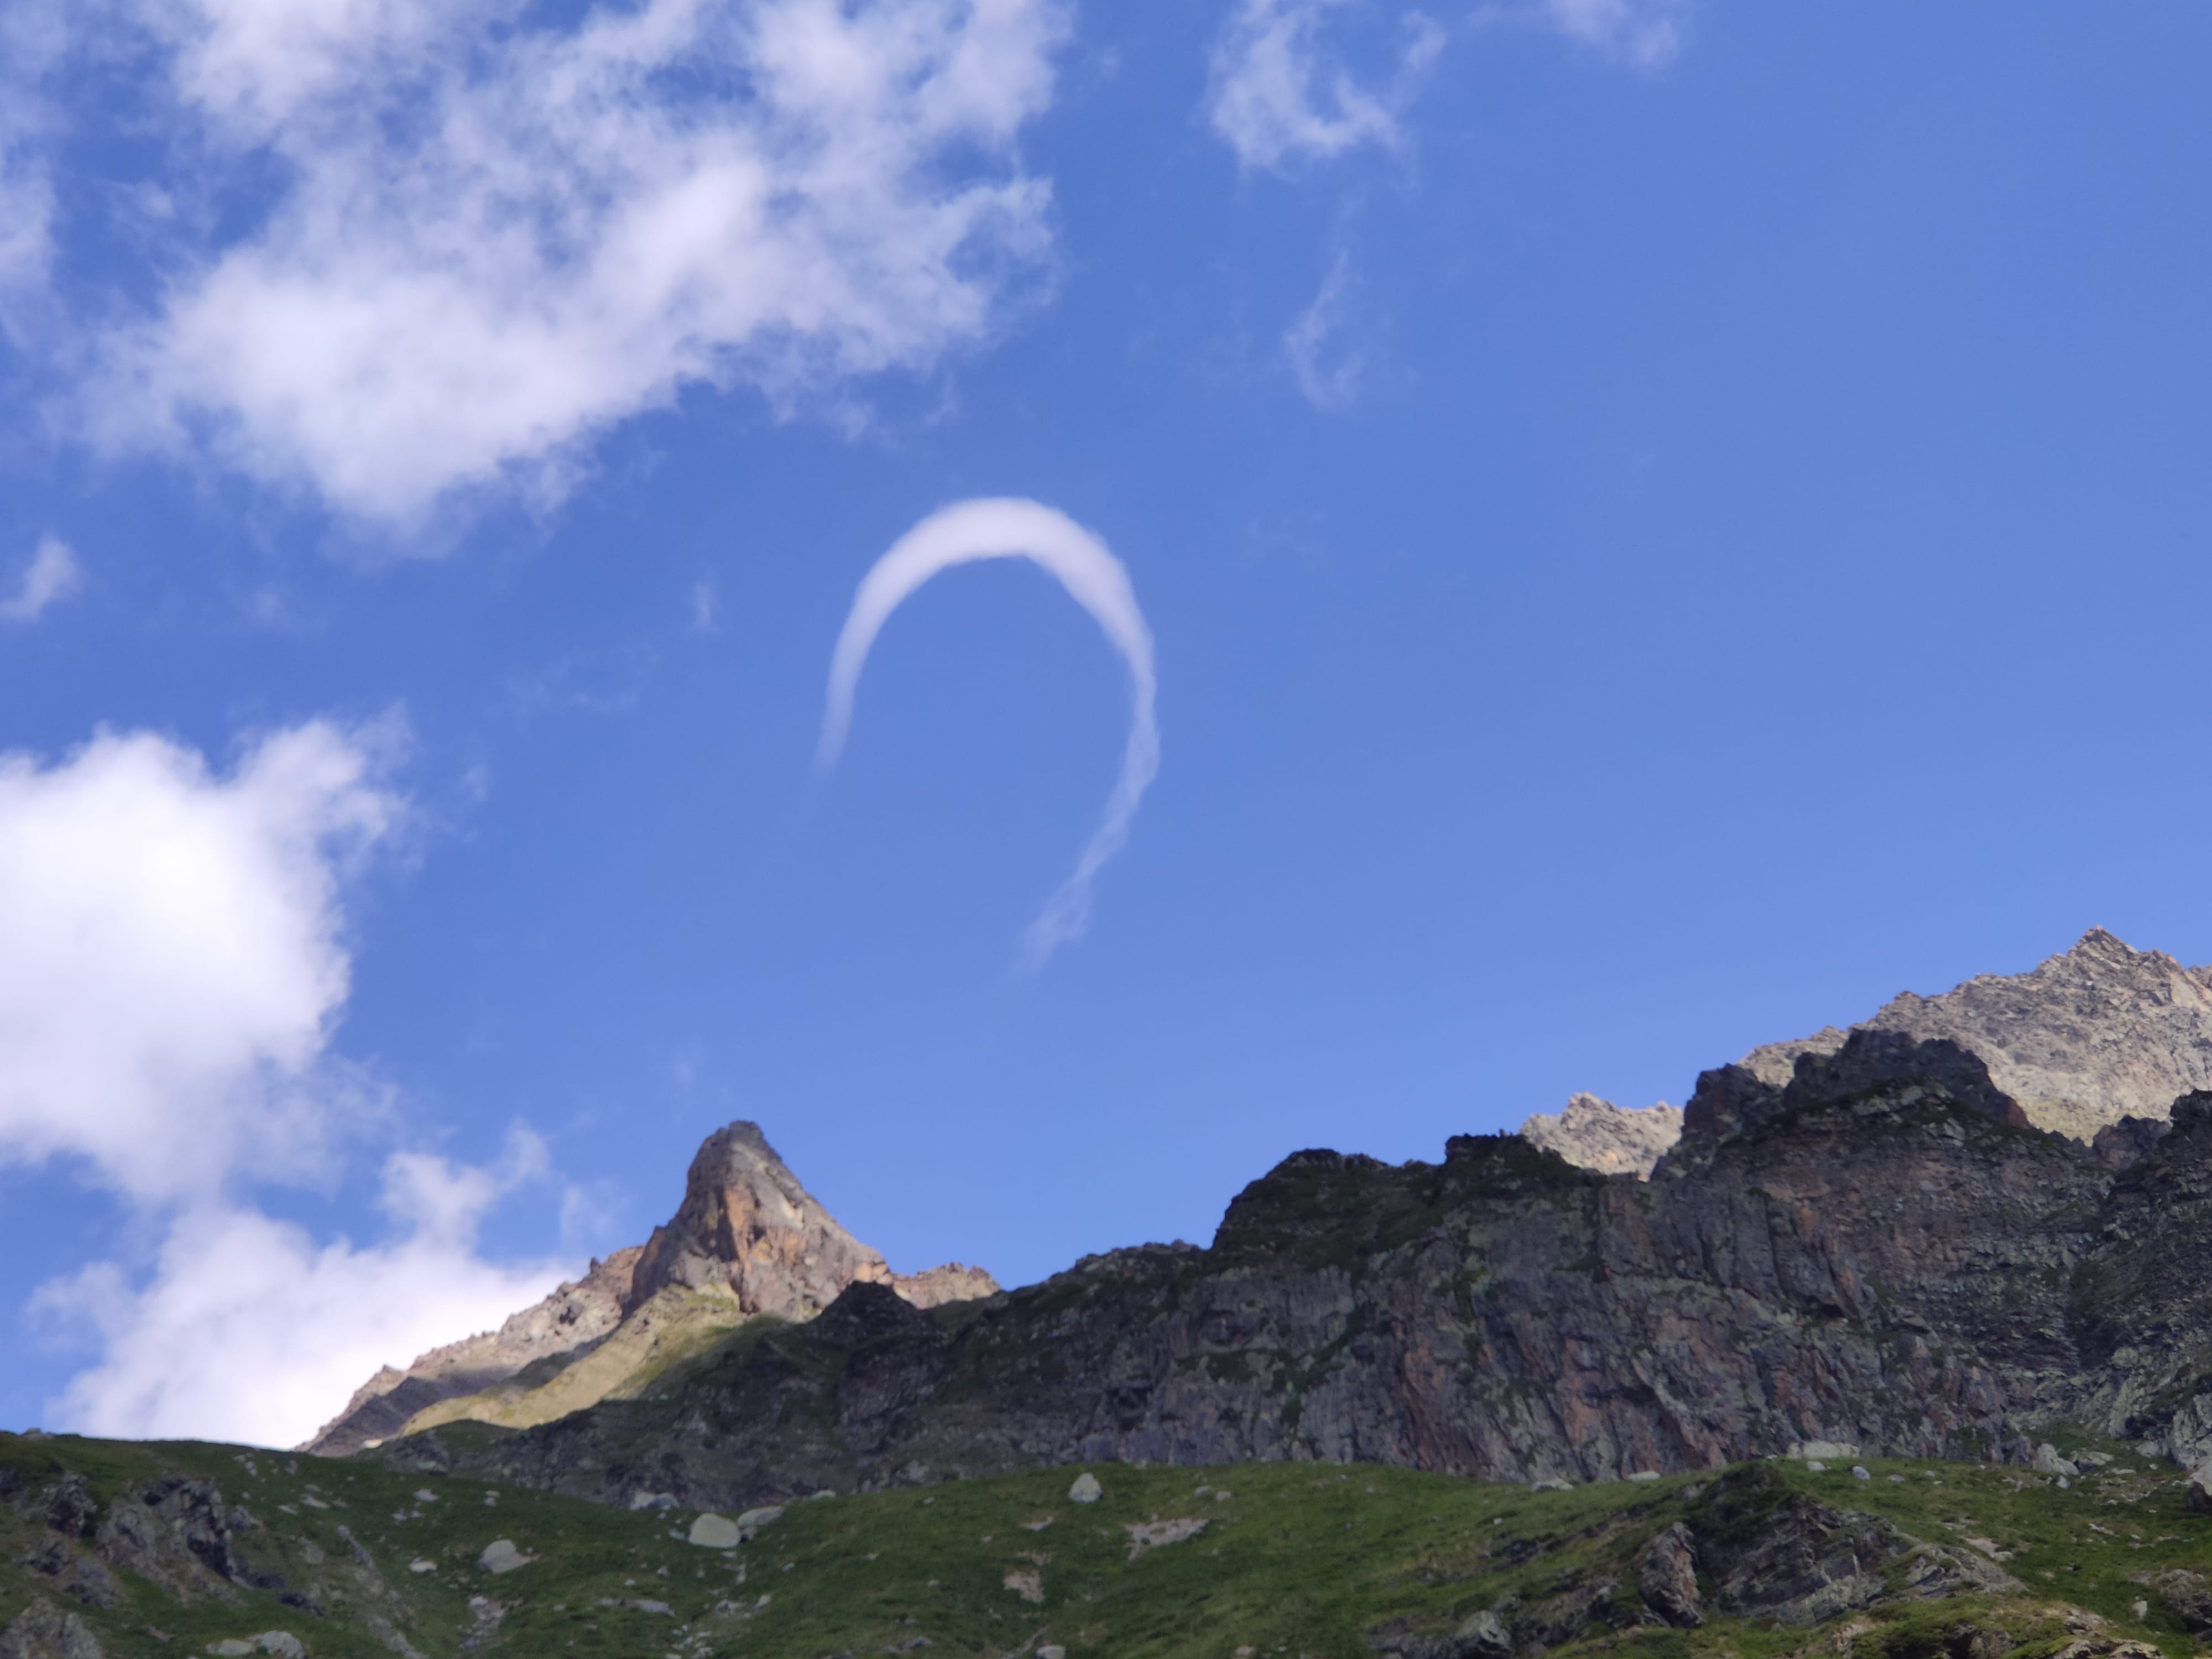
[308,1122,997,1455]
[1743,928,2212,1141]
[375,1030,2212,1512]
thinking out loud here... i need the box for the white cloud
[1206,0,1444,171]
[0,718,572,1445]
[0,721,403,1201]
[819,498,1157,967]
[34,1135,570,1447]
[54,0,1071,524]
[1531,0,1687,67]
[1284,250,1364,409]
[0,537,81,623]
[0,6,61,307]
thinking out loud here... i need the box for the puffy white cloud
[0,538,81,623]
[51,0,1070,523]
[0,718,574,1445]
[0,722,401,1202]
[34,1134,570,1447]
[1206,0,1444,172]
[0,721,403,1203]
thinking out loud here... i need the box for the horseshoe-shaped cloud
[818,499,1159,968]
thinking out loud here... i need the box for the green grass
[3,1431,2209,1658]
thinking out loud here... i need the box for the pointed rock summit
[306,1121,995,1455]
[627,1121,892,1317]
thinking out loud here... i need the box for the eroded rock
[0,1597,105,1659]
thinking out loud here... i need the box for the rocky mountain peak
[1743,927,2212,1141]
[306,1118,998,1455]
[624,1120,891,1318]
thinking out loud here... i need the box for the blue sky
[2,0,2210,1444]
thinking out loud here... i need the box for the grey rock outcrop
[0,1598,103,1659]
[1519,1094,1682,1180]
[1745,928,2212,1141]
[311,1121,998,1455]
[1637,1523,1701,1626]
[384,1030,2212,1510]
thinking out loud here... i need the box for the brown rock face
[308,1121,997,1455]
[626,1122,899,1317]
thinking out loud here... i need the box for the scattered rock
[1036,1648,1065,1659]
[0,1597,105,1659]
[1626,1471,1661,1484]
[1446,1609,1514,1659]
[734,1505,784,1540]
[407,1559,435,1574]
[477,1540,533,1574]
[1123,1518,1207,1561]
[1068,1473,1102,1505]
[1790,1442,1862,1463]
[2186,1467,2212,1514]
[628,1491,676,1511]
[2132,1568,2212,1634]
[1851,1467,1871,1481]
[1002,1568,1044,1604]
[204,1637,304,1659]
[686,1514,742,1550]
[2034,1444,2083,1478]
[1639,1523,1702,1627]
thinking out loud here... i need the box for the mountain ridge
[307,1122,997,1456]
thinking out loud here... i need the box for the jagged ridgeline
[339,929,2212,1510]
[12,929,2212,1657]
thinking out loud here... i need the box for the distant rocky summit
[1518,928,2212,1184]
[308,1123,996,1455]
[1743,927,2212,1141]
[1518,1093,1681,1179]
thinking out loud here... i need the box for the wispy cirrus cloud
[1206,0,1446,172]
[1535,0,1688,67]
[20,0,1072,526]
[1284,250,1366,409]
[0,537,80,623]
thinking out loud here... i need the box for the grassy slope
[2,1431,2208,1659]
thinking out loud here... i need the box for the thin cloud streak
[0,537,80,623]
[1284,250,1365,409]
[818,498,1158,968]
